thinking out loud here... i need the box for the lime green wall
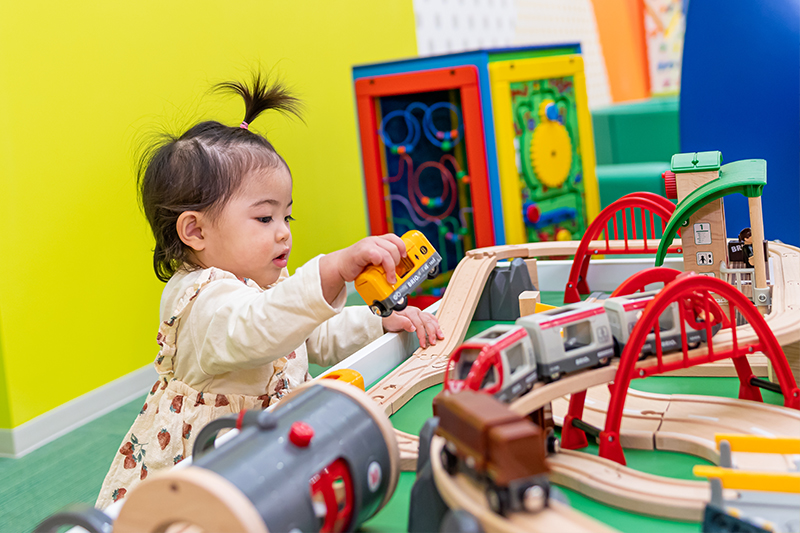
[0,2,417,428]
[0,317,10,429]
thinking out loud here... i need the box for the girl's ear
[176,211,206,251]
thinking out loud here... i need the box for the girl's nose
[277,221,291,241]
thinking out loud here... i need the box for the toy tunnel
[112,380,400,533]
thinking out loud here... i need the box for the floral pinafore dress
[95,268,310,510]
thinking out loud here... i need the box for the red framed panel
[354,66,494,247]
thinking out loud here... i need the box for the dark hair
[138,72,302,282]
[739,227,752,241]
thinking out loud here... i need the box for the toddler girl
[96,74,443,509]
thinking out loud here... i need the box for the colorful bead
[524,202,540,224]
[556,228,572,241]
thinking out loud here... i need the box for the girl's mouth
[273,252,289,267]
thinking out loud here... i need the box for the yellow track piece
[693,466,800,493]
[715,434,800,455]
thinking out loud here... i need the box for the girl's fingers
[406,308,433,348]
[367,245,397,284]
[374,237,402,271]
[381,233,407,257]
[420,313,440,345]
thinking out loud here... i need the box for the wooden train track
[547,450,737,521]
[367,239,684,415]
[551,386,800,468]
[430,436,620,533]
[368,253,498,415]
[389,240,800,525]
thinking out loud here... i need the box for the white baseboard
[0,365,158,458]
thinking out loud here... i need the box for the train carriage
[603,290,722,359]
[516,302,615,382]
[444,324,538,402]
[433,390,550,516]
[355,230,442,317]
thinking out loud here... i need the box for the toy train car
[444,324,539,402]
[519,302,615,382]
[604,289,722,358]
[433,390,550,516]
[355,230,442,317]
[445,291,723,401]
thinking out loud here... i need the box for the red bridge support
[565,192,681,303]
[597,273,800,465]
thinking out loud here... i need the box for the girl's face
[197,165,294,287]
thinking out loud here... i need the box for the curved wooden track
[547,450,739,521]
[386,240,800,523]
[551,386,800,467]
[368,239,688,415]
[368,253,497,415]
[430,436,620,533]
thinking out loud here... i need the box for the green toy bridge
[654,159,766,266]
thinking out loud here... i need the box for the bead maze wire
[378,96,474,296]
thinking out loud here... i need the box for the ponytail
[214,72,303,129]
[138,70,303,282]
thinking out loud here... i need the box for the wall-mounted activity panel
[490,55,600,245]
[355,67,492,285]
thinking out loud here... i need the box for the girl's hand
[382,306,444,349]
[319,234,407,304]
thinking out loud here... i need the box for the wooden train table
[94,241,800,533]
[353,319,790,533]
[339,240,800,533]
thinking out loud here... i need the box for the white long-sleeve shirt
[161,255,384,396]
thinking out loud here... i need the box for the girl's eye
[257,216,273,224]
[285,216,296,223]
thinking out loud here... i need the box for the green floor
[0,394,147,532]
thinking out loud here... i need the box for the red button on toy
[288,421,314,447]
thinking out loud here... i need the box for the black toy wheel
[427,265,440,279]
[371,301,392,318]
[486,485,510,516]
[394,296,408,312]
[441,446,459,476]
[546,433,560,455]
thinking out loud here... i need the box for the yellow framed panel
[489,55,600,244]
